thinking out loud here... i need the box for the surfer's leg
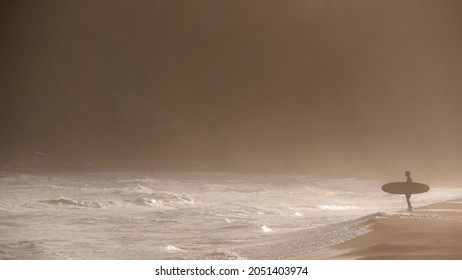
[405,194,412,212]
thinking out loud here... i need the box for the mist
[2,0,462,181]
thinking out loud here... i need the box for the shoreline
[291,198,462,260]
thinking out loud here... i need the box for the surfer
[405,171,413,212]
[381,173,429,211]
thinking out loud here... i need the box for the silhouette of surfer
[405,170,413,212]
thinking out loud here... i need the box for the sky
[1,0,462,179]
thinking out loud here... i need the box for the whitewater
[1,172,461,259]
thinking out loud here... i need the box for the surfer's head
[405,171,411,177]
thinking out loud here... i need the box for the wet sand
[292,199,462,259]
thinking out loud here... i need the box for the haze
[2,0,462,181]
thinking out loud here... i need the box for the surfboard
[381,182,430,195]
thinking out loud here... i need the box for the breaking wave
[39,198,118,208]
[131,192,194,207]
[81,184,154,195]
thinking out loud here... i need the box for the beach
[293,199,462,260]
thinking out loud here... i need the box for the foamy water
[1,172,461,259]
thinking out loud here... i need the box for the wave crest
[131,192,194,207]
[39,198,117,208]
[81,184,153,195]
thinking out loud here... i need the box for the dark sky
[2,0,462,178]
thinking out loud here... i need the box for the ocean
[1,171,460,259]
